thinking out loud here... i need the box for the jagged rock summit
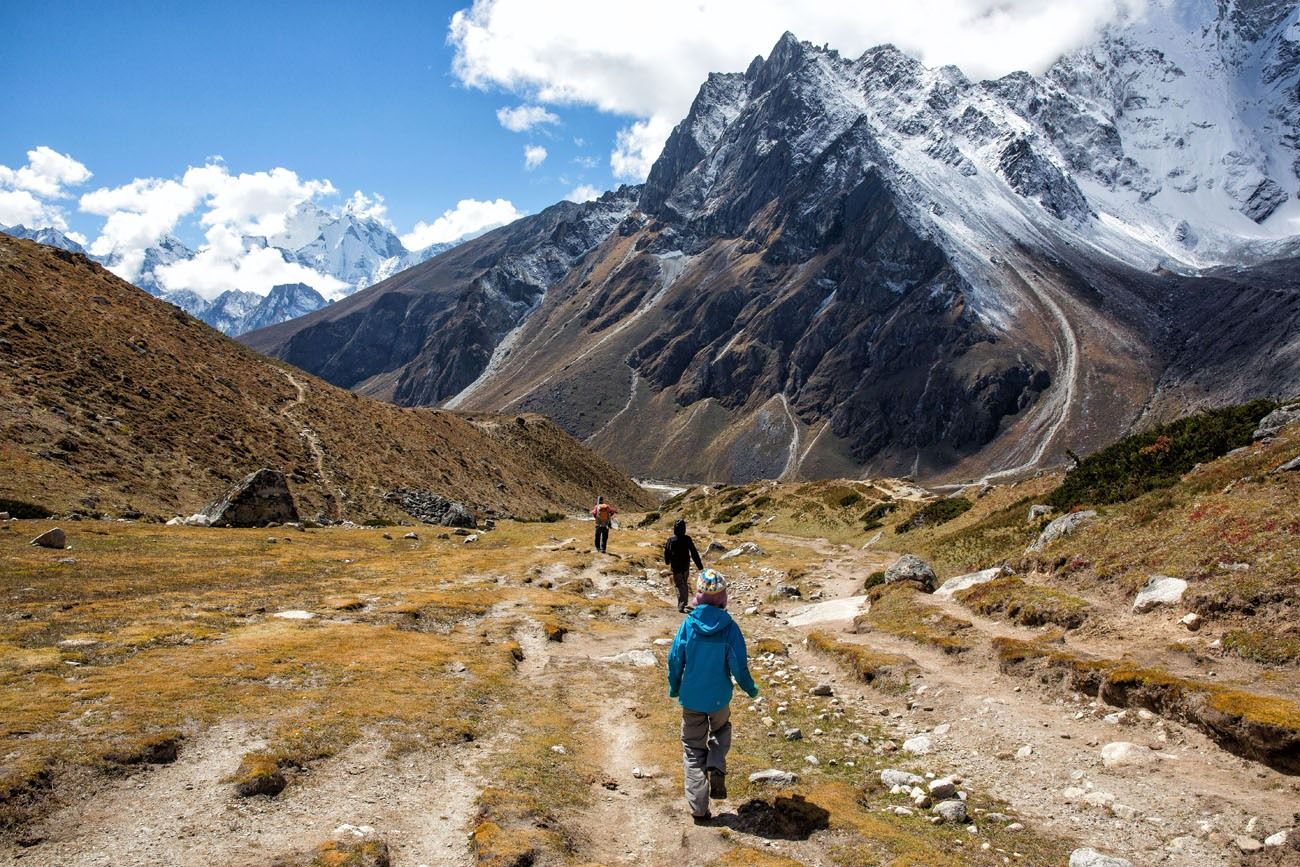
[248,1,1300,483]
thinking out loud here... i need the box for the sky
[0,0,1145,297]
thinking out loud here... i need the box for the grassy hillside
[0,236,654,521]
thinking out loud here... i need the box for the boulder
[884,554,937,593]
[933,567,1005,599]
[200,469,298,528]
[1271,454,1300,474]
[1069,849,1133,867]
[880,769,924,788]
[704,540,728,556]
[748,768,799,787]
[1253,404,1300,440]
[30,528,67,549]
[1027,510,1097,553]
[1028,504,1053,522]
[719,541,765,561]
[1132,575,1187,613]
[931,799,967,823]
[0,511,9,521]
[384,488,476,528]
[928,777,958,799]
[902,735,932,755]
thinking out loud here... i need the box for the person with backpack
[591,495,615,553]
[667,569,758,823]
[663,518,703,613]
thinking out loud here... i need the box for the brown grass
[854,584,976,654]
[807,631,917,690]
[955,577,1090,629]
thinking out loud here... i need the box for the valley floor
[0,518,1295,866]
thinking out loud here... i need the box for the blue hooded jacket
[667,604,759,713]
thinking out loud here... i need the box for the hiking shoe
[708,768,727,799]
[691,812,712,825]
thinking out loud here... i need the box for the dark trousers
[673,569,690,610]
[594,525,609,552]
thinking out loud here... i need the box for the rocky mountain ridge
[252,0,1300,482]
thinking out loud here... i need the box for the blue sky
[0,0,624,245]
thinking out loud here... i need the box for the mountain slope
[244,0,1300,484]
[0,234,653,521]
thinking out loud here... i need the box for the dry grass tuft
[854,584,975,654]
[807,631,916,690]
[955,577,1090,629]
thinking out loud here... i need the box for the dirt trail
[274,367,342,521]
[758,537,1300,866]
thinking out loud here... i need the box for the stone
[1028,504,1053,522]
[810,684,833,696]
[804,754,819,765]
[1101,741,1154,768]
[1180,612,1202,631]
[403,531,419,540]
[1027,510,1097,553]
[30,528,67,549]
[464,534,479,543]
[1253,404,1300,440]
[200,468,298,528]
[880,769,924,788]
[884,554,938,593]
[719,541,765,561]
[1264,830,1289,847]
[1271,454,1300,474]
[1015,744,1033,759]
[0,512,9,520]
[932,800,967,823]
[1132,575,1188,612]
[748,768,799,787]
[928,777,958,798]
[1110,803,1137,820]
[784,728,803,741]
[384,488,476,527]
[902,735,932,755]
[1068,849,1133,867]
[599,650,656,667]
[1235,836,1264,853]
[273,610,315,620]
[934,567,1005,599]
[773,584,802,598]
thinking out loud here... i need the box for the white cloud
[564,184,602,203]
[342,190,393,226]
[400,197,524,250]
[0,189,71,231]
[496,104,560,132]
[450,0,1146,179]
[0,146,92,198]
[154,223,348,301]
[523,144,548,170]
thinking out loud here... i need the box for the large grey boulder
[385,489,476,528]
[1132,575,1187,613]
[1069,849,1133,867]
[201,469,299,528]
[884,554,937,593]
[30,528,67,549]
[1026,510,1097,553]
[1253,404,1300,440]
[934,566,1006,599]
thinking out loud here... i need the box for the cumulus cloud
[564,184,602,203]
[0,146,93,230]
[400,197,523,250]
[523,144,548,170]
[496,104,560,132]
[342,190,391,224]
[154,224,348,300]
[450,0,1146,179]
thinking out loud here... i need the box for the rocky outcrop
[933,567,1005,600]
[385,489,476,528]
[200,469,299,528]
[1027,511,1096,553]
[884,555,937,593]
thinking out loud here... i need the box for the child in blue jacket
[667,570,759,822]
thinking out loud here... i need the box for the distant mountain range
[1,203,457,335]
[245,0,1300,484]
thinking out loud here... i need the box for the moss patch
[807,631,917,690]
[955,577,1090,629]
[854,584,975,654]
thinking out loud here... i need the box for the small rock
[932,723,951,736]
[1235,836,1264,853]
[1015,744,1033,759]
[1180,612,1202,631]
[719,541,764,561]
[550,745,567,755]
[1110,803,1137,820]
[804,754,819,766]
[884,805,913,816]
[403,531,419,540]
[1027,510,1097,553]
[464,534,479,543]
[784,728,803,741]
[934,567,1006,600]
[1068,848,1133,867]
[1270,454,1300,473]
[749,768,799,787]
[1264,830,1289,847]
[599,650,656,667]
[272,610,315,620]
[903,736,932,755]
[1101,741,1154,768]
[884,554,938,593]
[810,684,833,697]
[30,528,67,549]
[880,769,924,788]
[1132,575,1188,613]
[1083,791,1115,808]
[1028,504,1053,522]
[928,777,958,798]
[932,800,967,824]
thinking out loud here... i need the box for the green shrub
[713,503,747,524]
[839,492,863,508]
[896,497,973,534]
[637,511,661,528]
[725,521,753,536]
[1048,400,1277,510]
[526,511,565,523]
[860,502,897,530]
[750,495,772,509]
[863,571,887,592]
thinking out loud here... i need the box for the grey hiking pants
[681,706,731,817]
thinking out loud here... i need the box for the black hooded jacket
[664,519,703,572]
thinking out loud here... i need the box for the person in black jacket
[664,519,704,613]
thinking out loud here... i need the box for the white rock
[1132,575,1188,612]
[1015,744,1033,759]
[880,769,924,787]
[1264,830,1289,847]
[463,534,479,543]
[272,610,315,620]
[933,723,951,736]
[550,745,567,754]
[804,754,819,765]
[1069,849,1134,867]
[903,736,932,755]
[1110,803,1138,820]
[719,541,765,561]
[1061,787,1086,800]
[1027,511,1097,552]
[1101,741,1154,768]
[653,638,672,646]
[933,567,1006,599]
[1180,612,1202,631]
[600,650,656,667]
[748,768,799,786]
[932,800,967,823]
[928,777,958,798]
[1083,791,1115,808]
